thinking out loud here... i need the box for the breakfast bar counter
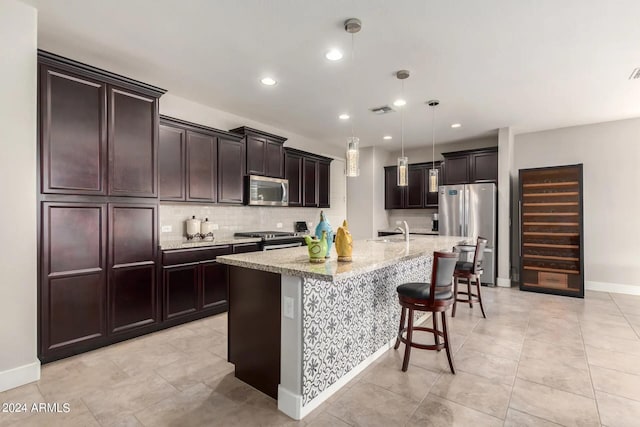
[217,235,464,420]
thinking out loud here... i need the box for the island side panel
[228,265,281,399]
[301,255,431,404]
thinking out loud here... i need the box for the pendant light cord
[350,33,355,138]
[400,79,405,157]
[431,104,435,163]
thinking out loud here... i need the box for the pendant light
[396,70,410,186]
[427,99,440,192]
[345,18,362,177]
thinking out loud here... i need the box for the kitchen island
[217,235,464,420]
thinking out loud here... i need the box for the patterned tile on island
[509,378,599,427]
[407,394,503,427]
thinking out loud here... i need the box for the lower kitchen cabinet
[164,263,200,319]
[202,260,229,309]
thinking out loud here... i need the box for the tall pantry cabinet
[38,51,166,362]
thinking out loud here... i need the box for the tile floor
[1,287,640,426]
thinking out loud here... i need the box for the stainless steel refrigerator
[438,182,497,285]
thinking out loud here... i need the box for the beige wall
[0,0,39,391]
[513,118,640,292]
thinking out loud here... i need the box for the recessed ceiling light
[451,123,462,128]
[383,136,393,140]
[393,99,406,107]
[339,114,350,120]
[260,77,277,86]
[325,49,343,61]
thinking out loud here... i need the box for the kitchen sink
[367,237,415,243]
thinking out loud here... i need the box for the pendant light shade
[346,136,360,177]
[397,156,408,186]
[427,99,440,193]
[396,70,410,187]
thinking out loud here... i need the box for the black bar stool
[394,251,460,373]
[452,236,488,318]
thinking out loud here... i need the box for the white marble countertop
[217,235,467,280]
[378,228,439,235]
[160,237,262,250]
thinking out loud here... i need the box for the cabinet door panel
[41,66,107,194]
[186,131,217,201]
[303,159,318,207]
[164,264,199,319]
[159,124,185,200]
[384,167,404,209]
[265,141,283,178]
[405,166,425,208]
[471,151,498,182]
[41,202,107,353]
[443,155,470,185]
[246,136,266,175]
[318,161,330,208]
[110,204,157,266]
[218,137,245,204]
[285,153,302,207]
[110,265,156,333]
[202,261,228,309]
[108,87,157,197]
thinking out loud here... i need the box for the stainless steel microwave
[246,175,289,206]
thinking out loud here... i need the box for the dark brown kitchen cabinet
[233,242,262,253]
[40,202,107,357]
[406,165,425,208]
[318,160,331,208]
[38,51,165,198]
[384,166,404,209]
[217,137,246,204]
[186,130,217,202]
[162,245,232,321]
[442,147,498,185]
[159,123,186,200]
[230,127,287,178]
[303,158,318,207]
[108,203,158,334]
[108,87,158,197]
[384,162,442,209]
[284,150,303,207]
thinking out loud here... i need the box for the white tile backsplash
[387,208,438,230]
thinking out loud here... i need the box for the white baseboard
[0,361,40,393]
[496,277,512,288]
[278,386,303,420]
[586,281,640,296]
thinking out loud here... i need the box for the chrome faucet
[394,221,410,242]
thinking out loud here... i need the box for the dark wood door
[425,162,442,207]
[443,155,470,185]
[405,165,425,208]
[108,203,158,334]
[318,161,331,208]
[246,135,266,175]
[201,261,229,310]
[384,167,404,209]
[159,123,186,200]
[108,86,157,197]
[217,137,246,204]
[471,151,498,182]
[40,65,107,195]
[164,263,199,319]
[265,141,284,178]
[186,130,217,202]
[41,202,107,356]
[303,158,318,207]
[285,152,303,207]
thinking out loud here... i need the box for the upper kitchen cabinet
[384,162,441,209]
[442,147,498,185]
[38,51,165,197]
[230,127,287,178]
[159,116,246,204]
[284,147,332,208]
[284,149,303,207]
[384,166,404,209]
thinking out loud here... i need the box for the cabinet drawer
[162,245,231,265]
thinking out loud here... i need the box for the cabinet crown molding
[229,126,287,143]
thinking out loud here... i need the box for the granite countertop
[378,228,440,235]
[160,237,262,250]
[217,235,466,281]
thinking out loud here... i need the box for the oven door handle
[263,242,303,251]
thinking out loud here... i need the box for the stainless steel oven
[262,241,303,251]
[246,175,288,206]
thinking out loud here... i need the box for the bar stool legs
[394,307,406,350]
[441,311,455,374]
[476,277,487,318]
[401,309,414,372]
[451,276,487,319]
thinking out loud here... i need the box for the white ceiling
[22,0,640,149]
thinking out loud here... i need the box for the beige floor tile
[155,350,233,391]
[509,378,599,427]
[503,408,563,426]
[216,393,303,427]
[169,329,227,354]
[516,355,593,398]
[9,399,100,427]
[326,382,420,427]
[430,371,511,419]
[305,411,351,426]
[472,322,526,344]
[459,333,523,361]
[582,332,640,356]
[585,345,640,376]
[407,394,503,426]
[82,371,178,426]
[521,337,587,368]
[581,321,639,341]
[203,372,271,406]
[615,301,640,317]
[524,322,583,348]
[596,390,640,427]
[108,342,186,377]
[360,356,440,401]
[454,347,518,385]
[388,339,463,374]
[590,365,640,402]
[585,290,613,301]
[0,384,45,427]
